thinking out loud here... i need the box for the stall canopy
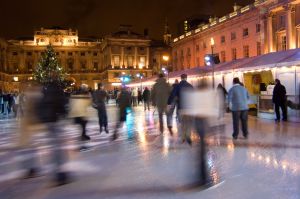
[129,48,300,86]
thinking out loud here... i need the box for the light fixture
[13,77,19,82]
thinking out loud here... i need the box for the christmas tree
[33,45,66,87]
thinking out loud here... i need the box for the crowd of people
[1,72,289,186]
[0,91,25,118]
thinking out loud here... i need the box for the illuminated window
[127,56,133,66]
[139,56,146,67]
[243,45,249,58]
[114,56,120,66]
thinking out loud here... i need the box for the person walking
[217,83,228,118]
[131,88,138,106]
[138,89,143,105]
[93,83,109,134]
[151,74,171,134]
[142,87,151,111]
[168,74,193,142]
[3,92,9,116]
[69,84,92,141]
[228,77,249,139]
[167,79,179,130]
[272,79,287,122]
[112,86,131,140]
[0,91,3,114]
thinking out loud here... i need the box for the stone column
[286,5,295,49]
[267,13,274,52]
[110,46,113,68]
[134,47,138,69]
[146,47,149,69]
[121,46,124,68]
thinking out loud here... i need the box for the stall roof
[129,49,300,85]
[211,48,300,72]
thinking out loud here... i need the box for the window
[139,47,145,51]
[196,45,200,51]
[243,28,249,37]
[220,51,226,62]
[67,62,73,71]
[68,52,73,56]
[113,56,120,66]
[280,15,285,27]
[153,58,157,63]
[80,52,85,56]
[232,48,237,60]
[126,47,132,51]
[203,42,207,49]
[27,52,32,56]
[27,62,33,72]
[180,50,184,57]
[81,62,86,70]
[257,42,262,56]
[13,63,19,72]
[12,52,18,56]
[114,72,120,78]
[56,52,60,56]
[93,52,98,56]
[231,32,236,40]
[127,56,133,66]
[243,45,249,58]
[139,56,146,68]
[281,35,287,51]
[187,48,191,56]
[256,24,261,33]
[93,62,98,71]
[221,36,226,44]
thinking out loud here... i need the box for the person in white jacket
[69,84,92,141]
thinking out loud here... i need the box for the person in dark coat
[138,89,143,105]
[142,87,151,111]
[272,79,287,122]
[93,83,109,134]
[112,86,131,140]
[168,74,193,142]
[151,74,171,134]
[167,79,179,131]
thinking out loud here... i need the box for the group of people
[8,72,289,186]
[0,91,25,118]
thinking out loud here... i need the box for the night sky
[0,0,252,40]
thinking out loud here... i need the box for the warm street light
[162,55,169,62]
[210,37,215,46]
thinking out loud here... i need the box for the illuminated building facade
[0,26,170,91]
[171,0,300,71]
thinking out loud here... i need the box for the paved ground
[0,104,300,199]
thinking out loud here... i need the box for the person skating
[93,83,109,134]
[228,77,249,139]
[142,87,151,111]
[168,74,193,142]
[69,84,92,141]
[272,79,287,122]
[151,73,171,134]
[112,86,131,141]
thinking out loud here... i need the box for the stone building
[171,0,300,71]
[0,26,170,91]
